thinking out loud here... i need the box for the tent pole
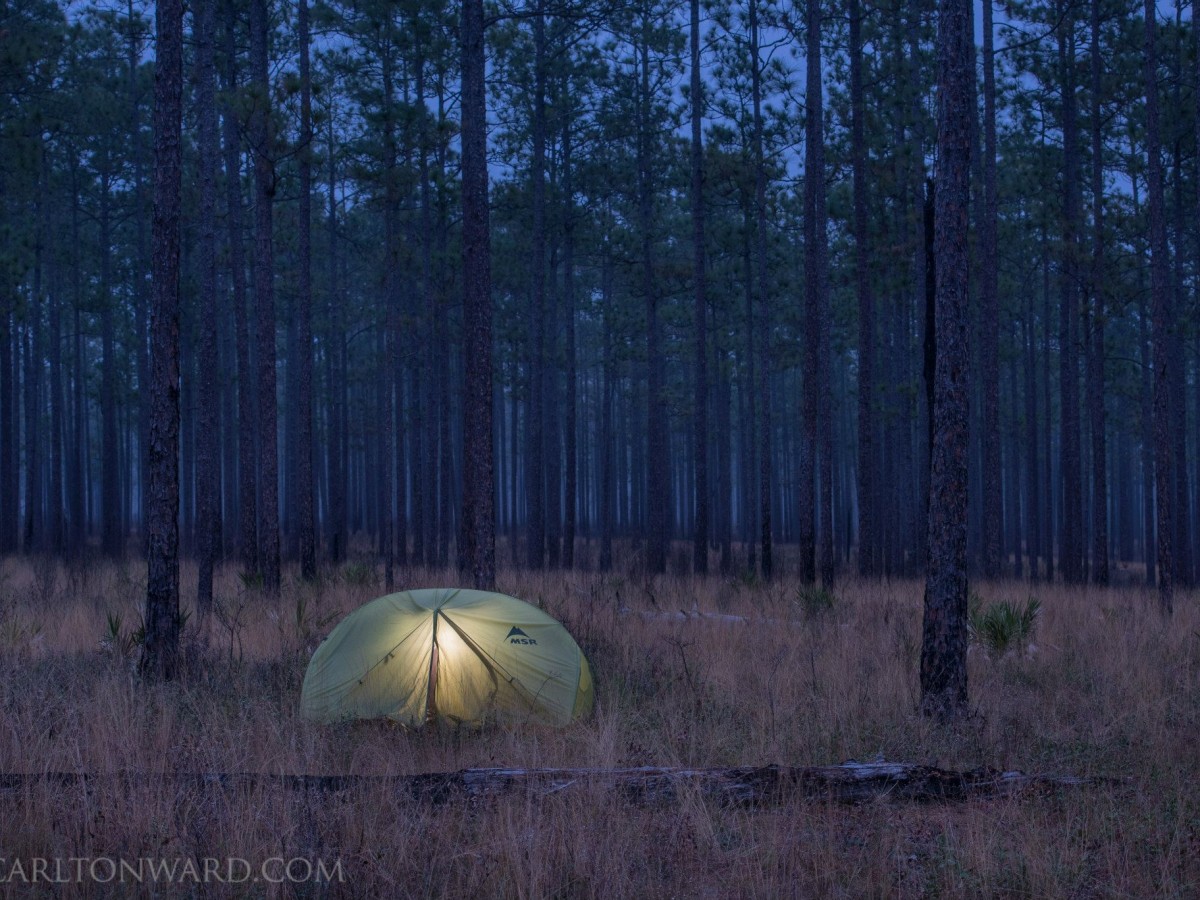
[425,612,440,724]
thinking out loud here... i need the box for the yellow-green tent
[300,588,593,728]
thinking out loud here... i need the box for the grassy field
[0,554,1196,897]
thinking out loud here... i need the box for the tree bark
[0,298,13,555]
[222,0,256,576]
[640,20,668,575]
[562,111,578,570]
[1057,0,1084,585]
[690,0,708,576]
[1087,0,1108,585]
[127,0,150,552]
[808,0,833,588]
[326,114,346,565]
[920,0,972,721]
[526,0,547,572]
[195,0,220,619]
[461,0,496,589]
[249,0,280,594]
[849,0,876,578]
[100,182,121,558]
[1144,0,1172,613]
[751,0,772,581]
[142,0,183,681]
[980,0,1001,579]
[295,0,316,581]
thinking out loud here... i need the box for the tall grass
[0,555,1196,897]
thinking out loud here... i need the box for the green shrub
[970,595,1040,657]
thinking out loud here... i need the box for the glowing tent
[300,588,594,728]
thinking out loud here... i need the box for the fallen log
[0,762,1118,806]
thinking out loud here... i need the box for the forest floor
[0,553,1196,897]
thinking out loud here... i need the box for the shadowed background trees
[0,0,1195,604]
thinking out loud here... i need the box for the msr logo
[506,626,537,646]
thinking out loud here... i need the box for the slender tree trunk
[599,230,615,572]
[980,0,1001,578]
[142,0,183,681]
[920,0,972,721]
[849,0,876,578]
[1144,0,1172,613]
[195,0,221,618]
[526,0,547,571]
[23,242,43,553]
[1024,293,1040,579]
[461,0,495,589]
[100,183,121,557]
[689,0,709,575]
[801,0,826,585]
[1087,0,1108,585]
[326,115,346,564]
[1169,102,1191,588]
[750,0,772,580]
[295,0,316,580]
[128,0,150,551]
[562,114,578,569]
[250,0,280,593]
[1041,228,1055,582]
[640,23,668,574]
[222,1,256,576]
[379,30,398,590]
[68,169,85,554]
[807,0,833,587]
[48,176,65,555]
[1058,1,1084,585]
[0,296,12,555]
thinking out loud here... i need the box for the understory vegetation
[0,555,1197,897]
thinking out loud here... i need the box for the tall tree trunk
[1041,228,1055,582]
[562,113,578,570]
[380,27,398,590]
[48,176,65,555]
[1144,0,1172,613]
[849,0,876,578]
[1087,0,1108,585]
[690,0,709,575]
[250,0,280,594]
[68,167,85,554]
[801,0,827,585]
[128,0,150,551]
[599,229,615,572]
[326,115,346,564]
[195,0,221,618]
[920,0,972,721]
[142,0,183,681]
[100,183,122,558]
[641,22,668,574]
[980,0,1001,578]
[1169,46,1191,589]
[461,0,495,589]
[1024,291,1040,579]
[1058,0,1084,585]
[526,0,547,571]
[222,0,256,576]
[0,297,13,555]
[750,0,772,580]
[23,235,43,552]
[295,0,316,580]
[807,0,833,587]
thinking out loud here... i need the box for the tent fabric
[300,588,594,728]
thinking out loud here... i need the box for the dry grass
[0,553,1197,897]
